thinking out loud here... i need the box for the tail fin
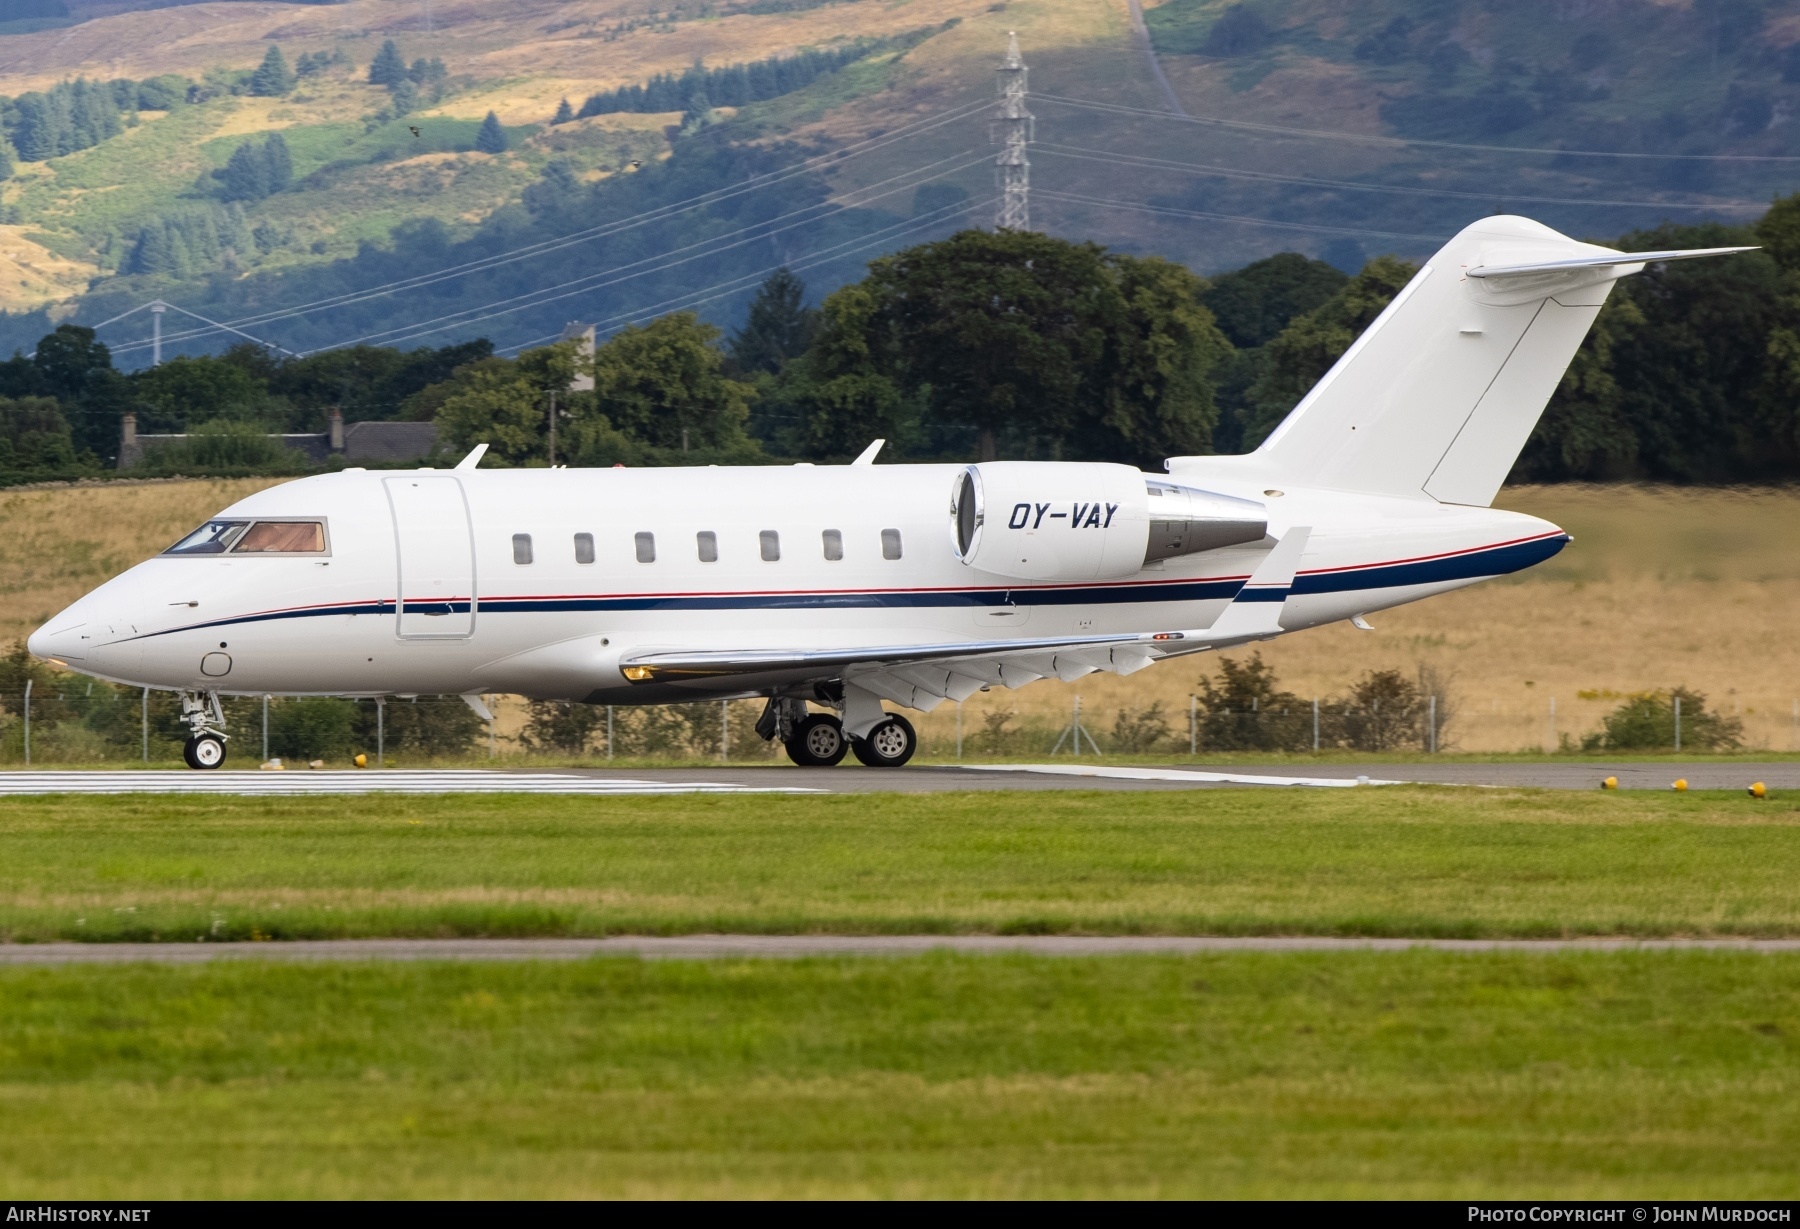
[1244,216,1750,507]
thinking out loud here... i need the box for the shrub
[373,695,484,758]
[1111,702,1171,753]
[1335,669,1422,752]
[1584,688,1743,752]
[521,700,604,754]
[269,698,358,761]
[1195,652,1310,751]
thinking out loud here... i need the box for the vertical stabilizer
[1238,217,1748,507]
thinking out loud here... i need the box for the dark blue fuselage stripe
[141,535,1567,637]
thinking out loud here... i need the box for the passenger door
[385,475,476,638]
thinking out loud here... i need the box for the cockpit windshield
[164,519,328,556]
[164,520,249,555]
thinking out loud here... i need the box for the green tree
[1201,251,1347,349]
[367,39,406,87]
[1514,294,1644,480]
[434,356,555,465]
[248,44,294,96]
[269,697,359,761]
[362,696,484,758]
[390,77,419,116]
[32,324,111,403]
[129,354,270,429]
[729,267,816,375]
[791,229,1229,465]
[216,139,270,202]
[263,132,292,193]
[0,140,12,183]
[1240,254,1418,449]
[0,396,81,475]
[1075,252,1230,467]
[571,314,759,464]
[522,700,604,754]
[552,97,574,124]
[475,111,508,154]
[1334,669,1423,752]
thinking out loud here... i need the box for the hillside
[5,478,1799,754]
[1,0,1790,361]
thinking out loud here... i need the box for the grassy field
[2,789,1797,942]
[1,951,1796,1197]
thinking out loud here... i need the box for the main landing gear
[757,696,918,768]
[179,690,228,770]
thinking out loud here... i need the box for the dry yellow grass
[5,479,1795,752]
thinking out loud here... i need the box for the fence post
[720,699,729,762]
[956,701,963,760]
[1428,694,1436,754]
[606,705,614,760]
[487,697,496,758]
[1189,694,1197,756]
[1674,695,1681,753]
[1312,696,1319,753]
[142,687,150,763]
[261,695,269,762]
[376,697,384,768]
[1548,695,1556,750]
[22,678,30,766]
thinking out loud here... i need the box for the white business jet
[29,216,1747,769]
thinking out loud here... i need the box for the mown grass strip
[0,951,1795,1198]
[1,788,1797,940]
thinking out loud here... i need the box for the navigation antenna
[992,32,1033,231]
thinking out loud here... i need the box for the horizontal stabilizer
[1467,246,1756,280]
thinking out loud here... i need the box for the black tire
[785,714,848,766]
[183,733,227,770]
[851,714,917,768]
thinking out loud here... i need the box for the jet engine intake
[951,463,1266,581]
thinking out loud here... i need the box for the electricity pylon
[992,31,1033,231]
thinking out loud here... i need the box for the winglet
[850,439,885,466]
[455,443,489,471]
[1202,526,1312,642]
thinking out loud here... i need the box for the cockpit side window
[164,520,249,555]
[233,521,327,554]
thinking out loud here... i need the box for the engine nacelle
[950,462,1266,582]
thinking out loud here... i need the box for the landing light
[622,666,654,682]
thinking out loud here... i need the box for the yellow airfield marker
[1601,776,1619,790]
[1748,781,1768,799]
[1672,778,1689,792]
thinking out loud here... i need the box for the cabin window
[760,530,780,562]
[822,529,843,561]
[881,528,903,560]
[512,534,533,565]
[232,521,327,554]
[574,533,595,565]
[635,532,656,563]
[697,531,718,563]
[163,520,249,555]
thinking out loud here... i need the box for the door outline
[384,475,477,639]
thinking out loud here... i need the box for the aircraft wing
[617,527,1312,709]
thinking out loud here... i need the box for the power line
[1035,92,1800,163]
[343,167,994,353]
[302,151,992,354]
[1034,142,1765,211]
[95,95,995,352]
[1034,188,1447,241]
[111,146,989,359]
[494,195,994,356]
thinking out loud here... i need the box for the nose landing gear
[179,690,228,770]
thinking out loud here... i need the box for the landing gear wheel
[785,714,848,766]
[183,733,227,770]
[851,714,917,768]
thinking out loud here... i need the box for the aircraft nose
[27,615,86,664]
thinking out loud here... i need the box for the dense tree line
[574,40,886,120]
[0,327,491,482]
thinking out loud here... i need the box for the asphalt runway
[4,936,1798,965]
[0,762,1795,793]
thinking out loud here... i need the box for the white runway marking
[962,764,1408,787]
[1,935,1796,965]
[0,770,822,796]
